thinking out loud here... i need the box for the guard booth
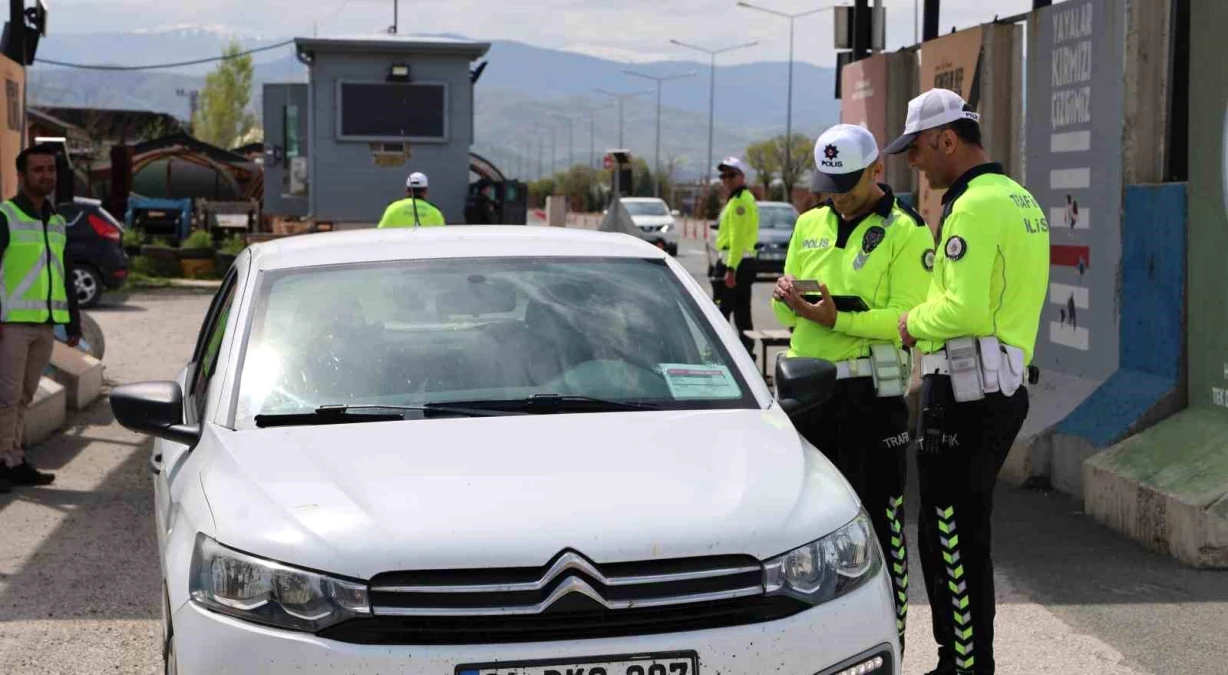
[263,35,491,228]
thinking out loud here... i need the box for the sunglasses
[719,173,738,180]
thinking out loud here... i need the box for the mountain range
[27,28,840,180]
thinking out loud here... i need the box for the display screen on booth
[337,82,446,140]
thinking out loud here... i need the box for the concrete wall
[308,52,475,225]
[884,49,918,194]
[1186,0,1228,413]
[262,83,309,218]
[1027,0,1127,381]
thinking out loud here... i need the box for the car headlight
[661,221,672,232]
[189,534,370,631]
[763,511,881,604]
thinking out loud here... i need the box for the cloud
[49,0,1037,66]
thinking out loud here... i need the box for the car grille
[639,224,666,233]
[317,550,807,645]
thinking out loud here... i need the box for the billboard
[0,54,24,199]
[916,26,984,228]
[1026,0,1125,380]
[840,53,889,150]
[1188,0,1228,411]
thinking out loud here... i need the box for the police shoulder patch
[922,249,936,271]
[945,235,967,261]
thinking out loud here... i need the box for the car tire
[165,631,178,675]
[79,312,106,361]
[162,585,178,675]
[73,266,104,308]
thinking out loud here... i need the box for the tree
[773,133,813,200]
[631,157,655,197]
[744,140,778,192]
[194,41,257,148]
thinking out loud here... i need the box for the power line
[36,39,296,72]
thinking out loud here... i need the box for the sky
[52,0,1037,66]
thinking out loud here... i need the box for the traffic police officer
[887,88,1048,675]
[772,124,932,651]
[379,171,446,228]
[712,156,758,352]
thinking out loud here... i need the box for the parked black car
[58,198,129,308]
[705,201,800,279]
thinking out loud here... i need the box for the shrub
[182,229,214,249]
[219,234,246,255]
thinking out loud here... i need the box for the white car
[620,197,680,256]
[110,226,899,675]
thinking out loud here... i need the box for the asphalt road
[0,249,1223,674]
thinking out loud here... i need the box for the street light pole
[669,38,757,189]
[595,89,652,149]
[552,114,576,171]
[623,69,697,198]
[737,1,833,197]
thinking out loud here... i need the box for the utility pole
[854,0,871,60]
[737,2,834,198]
[389,0,399,34]
[669,39,757,191]
[623,69,696,198]
[552,114,576,172]
[550,124,557,176]
[176,88,200,130]
[595,89,652,149]
[923,0,940,42]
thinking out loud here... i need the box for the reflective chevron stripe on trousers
[916,375,1029,674]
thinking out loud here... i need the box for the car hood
[630,215,674,227]
[198,409,860,579]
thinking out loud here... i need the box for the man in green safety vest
[0,144,82,493]
[888,88,1048,675]
[379,171,446,228]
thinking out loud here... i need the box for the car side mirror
[774,357,837,417]
[670,209,681,217]
[110,381,201,446]
[709,221,719,230]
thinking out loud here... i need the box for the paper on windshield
[659,364,742,399]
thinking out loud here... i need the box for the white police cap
[812,124,880,194]
[884,88,980,155]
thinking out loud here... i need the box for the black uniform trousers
[711,260,755,352]
[794,377,911,650]
[915,375,1029,675]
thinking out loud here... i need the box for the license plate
[457,652,697,675]
[759,251,785,260]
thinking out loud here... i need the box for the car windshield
[232,257,756,428]
[623,201,669,217]
[759,205,798,229]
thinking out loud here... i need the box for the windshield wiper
[427,394,661,414]
[254,403,512,428]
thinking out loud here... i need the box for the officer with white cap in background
[711,156,759,353]
[773,124,934,653]
[379,171,447,228]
